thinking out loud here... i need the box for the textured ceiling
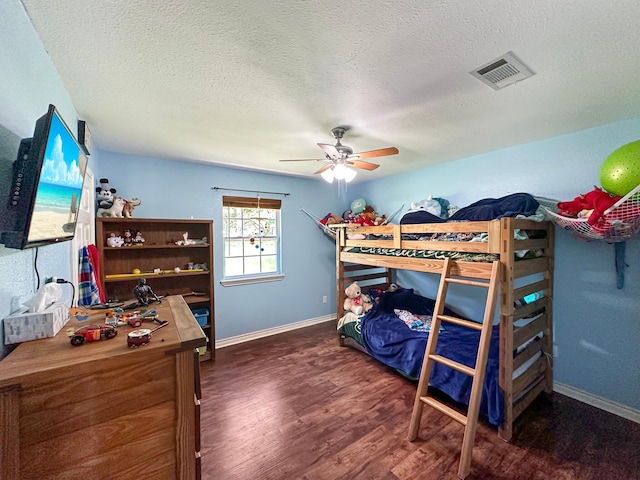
[19,0,640,182]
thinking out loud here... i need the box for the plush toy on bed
[319,213,343,225]
[343,281,373,316]
[410,195,450,219]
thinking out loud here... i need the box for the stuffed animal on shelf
[343,281,373,316]
[96,178,117,210]
[106,232,124,247]
[97,197,125,217]
[122,198,141,218]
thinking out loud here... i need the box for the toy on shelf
[175,232,208,245]
[133,230,145,245]
[123,229,133,245]
[106,232,124,247]
[122,198,141,218]
[97,197,125,217]
[96,178,116,210]
[134,278,161,306]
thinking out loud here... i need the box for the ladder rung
[421,396,468,425]
[429,354,476,377]
[445,277,490,288]
[437,314,483,331]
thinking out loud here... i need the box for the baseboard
[215,314,335,349]
[553,382,640,424]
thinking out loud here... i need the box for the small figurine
[133,230,145,245]
[134,278,160,306]
[106,232,124,247]
[123,229,133,245]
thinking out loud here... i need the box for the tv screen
[1,104,87,250]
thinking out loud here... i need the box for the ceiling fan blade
[279,158,325,162]
[353,146,399,159]
[317,143,340,158]
[349,160,380,171]
[314,164,333,175]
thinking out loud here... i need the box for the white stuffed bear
[97,197,125,217]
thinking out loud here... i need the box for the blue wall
[349,118,640,411]
[0,0,90,356]
[1,0,638,412]
[96,151,344,339]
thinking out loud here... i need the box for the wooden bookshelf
[96,217,215,360]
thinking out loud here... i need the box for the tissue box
[3,301,70,345]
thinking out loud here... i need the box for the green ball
[599,140,640,196]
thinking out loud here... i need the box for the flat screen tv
[1,104,87,250]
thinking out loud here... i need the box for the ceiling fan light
[333,163,347,180]
[344,167,357,183]
[321,168,335,183]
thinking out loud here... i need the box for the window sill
[220,274,285,287]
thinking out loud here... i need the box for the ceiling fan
[279,127,399,183]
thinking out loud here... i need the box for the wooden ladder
[408,257,500,479]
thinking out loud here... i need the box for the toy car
[70,325,118,346]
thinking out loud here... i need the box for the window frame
[220,195,284,286]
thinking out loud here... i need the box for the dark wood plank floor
[199,321,640,480]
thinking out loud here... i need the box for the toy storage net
[537,183,640,242]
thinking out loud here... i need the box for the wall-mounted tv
[1,104,87,250]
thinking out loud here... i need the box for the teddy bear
[96,178,117,210]
[343,281,373,316]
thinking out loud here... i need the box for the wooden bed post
[336,226,346,346]
[499,218,515,442]
[544,222,555,393]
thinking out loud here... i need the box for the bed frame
[332,218,554,441]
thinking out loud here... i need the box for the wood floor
[199,321,640,480]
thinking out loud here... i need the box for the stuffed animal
[411,196,444,218]
[343,281,373,316]
[96,178,117,210]
[97,197,125,217]
[557,186,621,226]
[106,232,124,247]
[320,213,343,225]
[123,198,141,218]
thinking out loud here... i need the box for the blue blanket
[361,289,504,426]
[401,192,539,224]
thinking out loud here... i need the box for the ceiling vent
[470,51,535,90]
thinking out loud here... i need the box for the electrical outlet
[322,295,328,304]
[553,345,558,358]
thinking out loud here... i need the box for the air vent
[470,51,535,90]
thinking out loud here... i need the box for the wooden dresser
[0,296,206,480]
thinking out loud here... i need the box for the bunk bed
[331,215,554,441]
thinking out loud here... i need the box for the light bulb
[344,167,357,183]
[321,168,334,183]
[333,163,347,180]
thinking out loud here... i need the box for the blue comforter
[361,289,504,426]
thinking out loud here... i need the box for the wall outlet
[322,295,328,304]
[553,345,558,358]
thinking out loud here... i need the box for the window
[222,196,283,285]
